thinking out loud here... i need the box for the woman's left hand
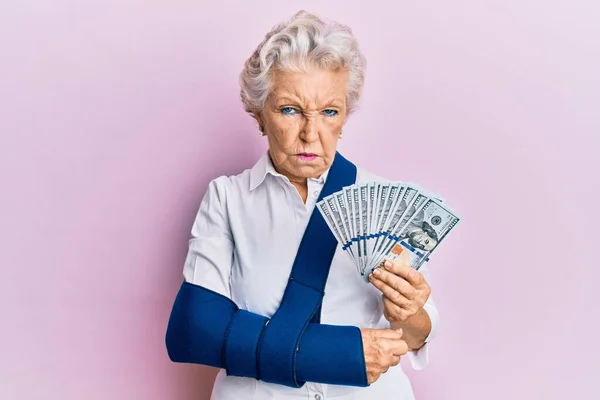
[369,255,431,323]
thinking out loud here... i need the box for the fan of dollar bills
[316,182,460,280]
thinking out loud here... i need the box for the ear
[254,111,265,132]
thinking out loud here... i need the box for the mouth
[296,153,318,161]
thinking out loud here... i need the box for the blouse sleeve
[407,261,440,370]
[182,178,234,297]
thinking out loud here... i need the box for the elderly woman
[166,10,439,400]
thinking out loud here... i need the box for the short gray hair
[239,10,367,121]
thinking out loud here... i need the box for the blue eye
[323,109,338,117]
[281,107,297,115]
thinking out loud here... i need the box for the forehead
[269,66,349,104]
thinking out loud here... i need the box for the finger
[383,296,412,318]
[369,273,406,302]
[372,328,404,340]
[381,338,408,357]
[372,276,413,307]
[383,259,424,287]
[364,327,402,341]
[371,268,417,300]
[396,340,409,356]
[382,336,408,350]
[383,291,412,313]
[370,274,414,305]
[384,298,414,322]
[387,338,409,356]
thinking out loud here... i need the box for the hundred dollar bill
[394,180,446,204]
[351,185,363,274]
[371,192,430,271]
[386,198,460,270]
[316,198,344,246]
[342,186,357,264]
[370,186,418,269]
[368,183,389,265]
[333,191,355,261]
[358,184,369,275]
[325,195,350,251]
[368,185,405,267]
[368,183,400,267]
[371,184,384,237]
[317,181,459,280]
[365,183,376,271]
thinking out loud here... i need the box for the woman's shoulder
[202,167,253,200]
[204,152,272,196]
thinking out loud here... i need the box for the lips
[297,153,318,161]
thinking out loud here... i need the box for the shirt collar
[249,152,331,191]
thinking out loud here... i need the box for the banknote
[358,184,369,274]
[370,186,419,268]
[370,192,430,273]
[351,186,363,274]
[333,191,355,260]
[368,183,401,267]
[325,195,350,251]
[316,181,460,279]
[316,198,344,245]
[386,198,460,270]
[342,186,356,259]
[368,183,388,264]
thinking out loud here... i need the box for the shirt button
[313,191,319,197]
[314,395,322,400]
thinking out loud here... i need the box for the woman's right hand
[360,328,408,384]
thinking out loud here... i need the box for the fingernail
[373,269,381,276]
[384,260,392,269]
[396,328,403,335]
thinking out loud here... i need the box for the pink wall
[1,1,598,399]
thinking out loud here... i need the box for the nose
[300,117,320,143]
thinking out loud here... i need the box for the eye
[323,109,338,117]
[280,107,297,115]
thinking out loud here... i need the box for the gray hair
[239,10,367,122]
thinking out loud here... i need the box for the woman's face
[258,65,348,183]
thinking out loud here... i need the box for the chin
[289,164,321,177]
[293,165,317,174]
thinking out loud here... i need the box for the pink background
[1,1,598,399]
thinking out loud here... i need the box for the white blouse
[182,152,440,400]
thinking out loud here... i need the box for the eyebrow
[274,96,345,108]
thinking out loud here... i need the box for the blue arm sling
[165,152,369,388]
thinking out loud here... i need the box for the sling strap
[256,151,357,387]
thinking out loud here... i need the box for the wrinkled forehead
[268,67,349,107]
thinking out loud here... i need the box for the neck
[290,178,309,203]
[287,175,308,188]
[267,154,310,202]
[276,168,309,203]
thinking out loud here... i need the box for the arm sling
[165,152,369,388]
